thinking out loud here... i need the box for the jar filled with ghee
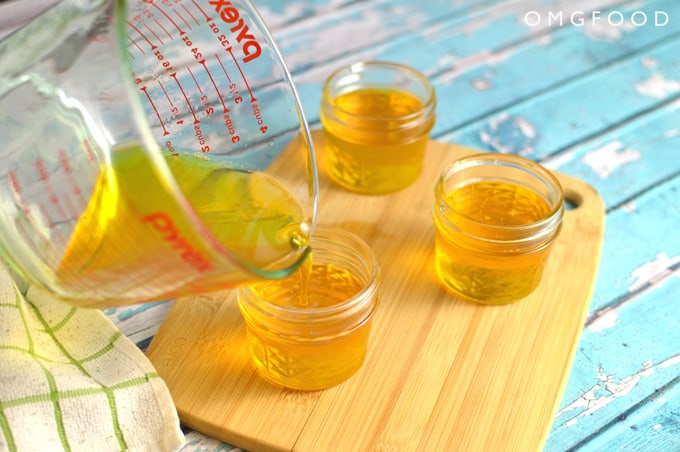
[237,225,380,390]
[320,61,436,194]
[433,154,564,305]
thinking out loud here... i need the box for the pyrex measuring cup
[0,0,318,307]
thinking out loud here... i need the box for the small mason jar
[238,225,381,390]
[320,61,436,194]
[433,154,564,305]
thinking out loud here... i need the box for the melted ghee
[434,180,554,304]
[321,87,431,193]
[57,147,307,299]
[241,259,374,390]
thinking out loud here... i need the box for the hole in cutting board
[564,189,582,210]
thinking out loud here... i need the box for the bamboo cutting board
[146,134,605,451]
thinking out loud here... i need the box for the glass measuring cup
[0,0,318,307]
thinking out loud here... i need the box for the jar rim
[239,225,380,320]
[321,60,437,122]
[435,153,564,235]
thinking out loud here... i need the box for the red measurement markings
[127,20,157,50]
[128,35,145,55]
[36,205,53,233]
[187,66,204,96]
[34,201,72,247]
[213,54,241,143]
[188,65,216,118]
[215,53,234,85]
[171,72,200,125]
[252,101,266,134]
[61,193,79,219]
[201,59,228,113]
[35,158,68,220]
[8,172,21,195]
[182,4,200,26]
[191,0,213,22]
[83,139,97,162]
[141,86,170,136]
[128,51,136,61]
[173,8,193,31]
[158,80,182,124]
[154,18,173,41]
[8,173,31,216]
[35,158,49,181]
[227,47,256,102]
[58,149,86,207]
[152,2,186,36]
[165,139,178,156]
[7,172,28,215]
[144,23,164,46]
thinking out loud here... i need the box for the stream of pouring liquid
[56,146,309,299]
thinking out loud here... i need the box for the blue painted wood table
[3,0,676,450]
[111,0,679,451]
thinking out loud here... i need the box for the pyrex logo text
[209,0,262,63]
[143,212,215,273]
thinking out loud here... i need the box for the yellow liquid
[434,181,555,304]
[57,146,307,302]
[240,260,373,390]
[321,88,431,194]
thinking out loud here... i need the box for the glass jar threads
[320,61,436,194]
[237,225,381,390]
[433,154,564,305]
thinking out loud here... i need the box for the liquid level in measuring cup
[57,147,308,293]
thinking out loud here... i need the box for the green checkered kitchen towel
[0,263,185,451]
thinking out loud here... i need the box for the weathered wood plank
[446,37,680,161]
[543,99,679,210]
[543,175,680,449]
[255,0,365,30]
[559,374,680,451]
[290,0,676,133]
[427,0,679,137]
[181,430,244,451]
[269,0,512,74]
[105,301,174,349]
[541,174,680,450]
[575,175,680,314]
[545,272,680,450]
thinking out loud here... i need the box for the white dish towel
[0,263,185,451]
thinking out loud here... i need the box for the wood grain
[146,134,605,451]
